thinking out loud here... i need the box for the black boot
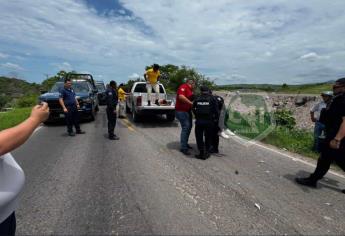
[195,150,206,160]
[295,177,317,188]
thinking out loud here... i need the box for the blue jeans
[176,111,192,151]
[314,121,325,152]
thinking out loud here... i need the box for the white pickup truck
[126,82,175,122]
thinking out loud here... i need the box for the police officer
[209,91,224,154]
[192,86,219,160]
[59,78,85,136]
[296,78,345,188]
[106,80,119,140]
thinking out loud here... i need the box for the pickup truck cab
[39,79,99,123]
[126,82,175,122]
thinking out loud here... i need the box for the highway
[12,107,345,235]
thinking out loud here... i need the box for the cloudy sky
[0,0,344,85]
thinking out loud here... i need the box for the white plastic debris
[254,203,261,210]
[323,216,332,221]
[325,203,332,206]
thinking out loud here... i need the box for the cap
[200,85,209,93]
[321,91,333,96]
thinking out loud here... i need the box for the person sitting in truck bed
[144,64,161,106]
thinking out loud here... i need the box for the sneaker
[76,130,86,134]
[187,144,193,149]
[225,129,236,136]
[295,177,317,188]
[155,99,160,106]
[68,132,76,137]
[147,100,151,106]
[219,131,230,139]
[181,149,191,156]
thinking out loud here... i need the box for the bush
[0,95,10,109]
[274,109,296,129]
[15,95,38,108]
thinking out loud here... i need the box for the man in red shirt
[175,78,195,155]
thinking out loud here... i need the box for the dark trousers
[195,121,213,154]
[106,107,117,137]
[0,212,16,236]
[310,145,345,181]
[65,105,80,133]
[211,122,220,151]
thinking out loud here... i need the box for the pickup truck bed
[126,82,175,122]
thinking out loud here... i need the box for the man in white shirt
[310,91,333,152]
[0,103,49,235]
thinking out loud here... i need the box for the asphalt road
[12,107,345,235]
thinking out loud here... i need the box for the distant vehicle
[39,80,99,123]
[126,82,175,122]
[95,81,106,105]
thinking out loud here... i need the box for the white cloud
[128,73,140,80]
[300,52,330,61]
[0,52,8,59]
[52,62,72,71]
[0,0,345,84]
[1,62,24,71]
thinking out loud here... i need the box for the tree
[142,64,215,93]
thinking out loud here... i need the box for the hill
[0,77,41,108]
[217,82,333,94]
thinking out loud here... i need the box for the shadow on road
[285,170,344,194]
[126,114,179,128]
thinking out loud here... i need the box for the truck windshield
[96,84,105,92]
[50,81,91,93]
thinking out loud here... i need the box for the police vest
[194,95,213,120]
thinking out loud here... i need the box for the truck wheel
[166,113,175,122]
[132,109,139,122]
[126,104,130,113]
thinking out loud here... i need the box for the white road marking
[230,135,345,179]
[33,126,43,134]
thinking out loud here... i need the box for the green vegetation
[0,76,41,109]
[262,128,318,159]
[0,108,32,131]
[218,82,333,94]
[226,105,318,159]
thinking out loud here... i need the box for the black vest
[194,95,213,121]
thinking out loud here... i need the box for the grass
[226,109,319,159]
[262,128,319,159]
[0,107,31,131]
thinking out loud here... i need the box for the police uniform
[210,95,224,153]
[296,92,345,186]
[60,87,81,134]
[192,89,219,159]
[106,87,118,139]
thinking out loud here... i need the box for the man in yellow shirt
[118,83,127,118]
[144,64,161,106]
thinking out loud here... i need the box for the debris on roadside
[254,203,261,210]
